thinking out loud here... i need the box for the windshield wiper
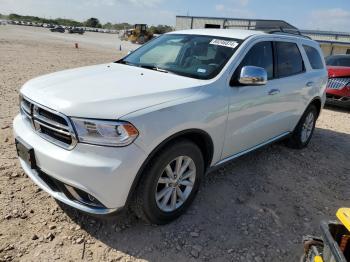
[117,61,178,75]
[138,64,171,74]
[116,59,136,66]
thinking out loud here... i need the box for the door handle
[268,89,280,95]
[306,81,314,87]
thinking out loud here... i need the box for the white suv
[14,29,327,224]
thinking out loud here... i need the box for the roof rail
[222,23,311,39]
[266,28,312,40]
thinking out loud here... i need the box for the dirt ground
[0,25,349,262]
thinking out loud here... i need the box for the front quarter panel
[121,83,229,166]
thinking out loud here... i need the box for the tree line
[0,13,173,33]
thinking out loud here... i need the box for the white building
[176,16,350,56]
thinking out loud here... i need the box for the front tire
[286,105,317,149]
[131,140,204,225]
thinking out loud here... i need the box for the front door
[221,41,290,159]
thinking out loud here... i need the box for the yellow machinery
[122,24,153,44]
[302,208,350,262]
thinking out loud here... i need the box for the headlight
[71,118,139,147]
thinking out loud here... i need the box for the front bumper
[13,114,147,214]
[326,96,350,108]
[326,88,350,108]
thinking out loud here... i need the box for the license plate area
[15,138,37,169]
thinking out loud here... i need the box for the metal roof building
[176,16,350,56]
[300,30,350,56]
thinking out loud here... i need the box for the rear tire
[286,105,317,149]
[131,140,204,225]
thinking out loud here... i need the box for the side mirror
[239,66,267,86]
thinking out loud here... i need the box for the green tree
[103,22,113,29]
[55,18,83,27]
[149,25,173,34]
[9,13,21,21]
[113,22,133,30]
[85,17,101,28]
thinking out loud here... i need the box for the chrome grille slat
[21,106,32,119]
[33,120,71,136]
[33,112,70,130]
[327,77,350,90]
[21,101,31,115]
[19,96,77,150]
[37,108,68,126]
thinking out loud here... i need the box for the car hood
[327,66,350,78]
[21,63,203,119]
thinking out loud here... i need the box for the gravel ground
[0,25,349,262]
[0,25,139,52]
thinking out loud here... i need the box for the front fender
[121,86,228,166]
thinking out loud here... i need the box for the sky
[1,0,350,32]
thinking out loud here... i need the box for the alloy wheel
[301,112,315,143]
[155,156,196,212]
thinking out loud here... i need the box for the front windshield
[119,34,242,80]
[326,56,350,67]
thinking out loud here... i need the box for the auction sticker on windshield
[210,39,239,49]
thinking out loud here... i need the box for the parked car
[14,29,327,224]
[50,26,65,33]
[325,55,350,108]
[68,27,85,34]
[43,23,55,29]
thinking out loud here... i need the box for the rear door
[268,40,308,132]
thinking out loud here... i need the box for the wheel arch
[292,96,322,133]
[309,96,322,118]
[126,129,214,205]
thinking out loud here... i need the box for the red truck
[326,55,350,108]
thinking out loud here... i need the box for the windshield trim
[116,34,243,80]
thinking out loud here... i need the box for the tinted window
[276,42,304,78]
[326,56,350,67]
[303,45,324,69]
[232,41,273,85]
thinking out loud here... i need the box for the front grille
[37,169,62,192]
[37,107,68,126]
[20,96,77,150]
[327,77,350,90]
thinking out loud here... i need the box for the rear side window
[275,42,304,78]
[303,45,324,69]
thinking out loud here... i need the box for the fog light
[64,184,104,208]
